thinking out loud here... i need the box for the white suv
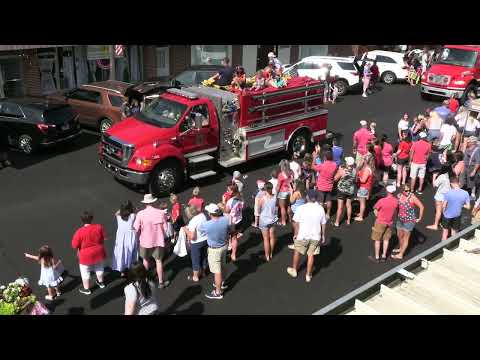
[284,56,360,96]
[359,50,408,84]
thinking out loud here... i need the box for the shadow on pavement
[160,284,203,314]
[66,307,85,315]
[58,271,82,295]
[7,131,100,170]
[90,278,128,310]
[169,301,204,315]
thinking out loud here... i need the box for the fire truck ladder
[248,83,326,123]
[313,224,480,315]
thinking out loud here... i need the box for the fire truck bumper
[420,84,465,98]
[99,158,150,185]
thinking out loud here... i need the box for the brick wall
[142,46,157,80]
[22,50,42,97]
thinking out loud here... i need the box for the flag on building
[115,45,124,57]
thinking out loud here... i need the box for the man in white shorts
[409,132,432,195]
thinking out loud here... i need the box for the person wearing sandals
[312,148,338,219]
[111,201,138,278]
[392,184,424,260]
[288,179,306,250]
[258,182,279,262]
[276,159,294,226]
[225,185,244,262]
[334,156,357,227]
[287,189,327,282]
[369,185,398,263]
[441,176,470,241]
[355,153,375,222]
[183,204,208,282]
[124,261,160,315]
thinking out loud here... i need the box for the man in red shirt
[71,210,108,295]
[409,132,432,194]
[448,94,459,113]
[312,149,338,219]
[353,120,375,164]
[370,185,398,263]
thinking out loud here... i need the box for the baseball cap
[419,132,427,139]
[268,52,275,58]
[345,157,355,166]
[307,189,318,201]
[205,203,221,215]
[360,120,367,126]
[467,136,478,143]
[257,180,266,190]
[386,185,397,193]
[233,171,241,179]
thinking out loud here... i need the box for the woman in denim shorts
[393,184,424,260]
[276,160,293,226]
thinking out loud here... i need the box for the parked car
[284,56,360,96]
[47,80,132,133]
[124,80,176,108]
[359,50,409,84]
[0,98,81,154]
[170,65,224,87]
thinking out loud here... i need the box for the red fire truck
[421,45,480,102]
[99,77,329,195]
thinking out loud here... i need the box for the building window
[277,45,291,66]
[191,45,232,66]
[299,45,328,59]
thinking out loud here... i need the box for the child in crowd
[427,142,444,184]
[232,171,245,193]
[159,201,174,243]
[301,160,316,190]
[329,82,339,104]
[170,194,184,243]
[188,187,205,211]
[253,180,266,228]
[225,185,244,262]
[25,245,63,301]
[222,183,235,205]
[290,152,302,180]
[369,122,377,138]
[251,70,266,91]
[231,66,246,90]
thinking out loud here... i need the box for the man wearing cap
[268,52,283,72]
[287,189,327,282]
[199,203,232,299]
[134,194,170,289]
[353,120,375,164]
[370,185,399,263]
[409,132,431,195]
[464,136,480,199]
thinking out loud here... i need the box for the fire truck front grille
[102,136,134,166]
[428,74,451,86]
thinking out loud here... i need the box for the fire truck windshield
[436,47,478,68]
[137,98,187,128]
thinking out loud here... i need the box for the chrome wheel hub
[157,168,175,192]
[19,136,32,154]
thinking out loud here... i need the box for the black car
[0,98,82,154]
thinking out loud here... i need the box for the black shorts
[173,217,185,232]
[441,215,461,231]
[317,191,333,203]
[337,191,354,200]
[397,158,409,166]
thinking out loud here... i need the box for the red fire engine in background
[99,77,329,195]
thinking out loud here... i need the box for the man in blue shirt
[332,137,344,166]
[199,203,232,300]
[434,100,452,121]
[441,177,471,241]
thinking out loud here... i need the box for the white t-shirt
[439,124,457,146]
[318,67,330,81]
[124,281,159,315]
[225,197,244,225]
[292,202,327,241]
[290,161,302,180]
[187,213,208,244]
[398,119,409,131]
[269,178,278,195]
[458,116,480,132]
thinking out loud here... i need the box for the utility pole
[109,45,116,80]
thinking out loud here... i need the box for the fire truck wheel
[99,118,113,134]
[381,71,396,85]
[149,160,183,196]
[289,130,311,158]
[334,79,348,96]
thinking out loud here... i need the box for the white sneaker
[306,275,312,283]
[287,267,298,278]
[288,244,295,250]
[362,93,368,98]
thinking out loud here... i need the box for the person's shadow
[295,236,343,276]
[160,285,204,315]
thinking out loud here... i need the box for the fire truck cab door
[179,104,216,156]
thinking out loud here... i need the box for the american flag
[115,45,124,56]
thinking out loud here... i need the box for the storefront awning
[0,45,70,51]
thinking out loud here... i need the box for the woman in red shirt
[276,159,294,226]
[71,210,107,295]
[355,154,374,222]
[170,194,184,242]
[380,134,394,186]
[312,149,338,219]
[395,132,412,187]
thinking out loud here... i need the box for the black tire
[18,134,37,154]
[99,118,113,134]
[461,84,476,105]
[421,92,433,101]
[381,71,396,85]
[334,79,349,96]
[288,130,311,158]
[149,159,183,196]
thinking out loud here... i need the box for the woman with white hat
[333,156,357,226]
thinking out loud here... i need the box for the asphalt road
[0,83,445,315]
